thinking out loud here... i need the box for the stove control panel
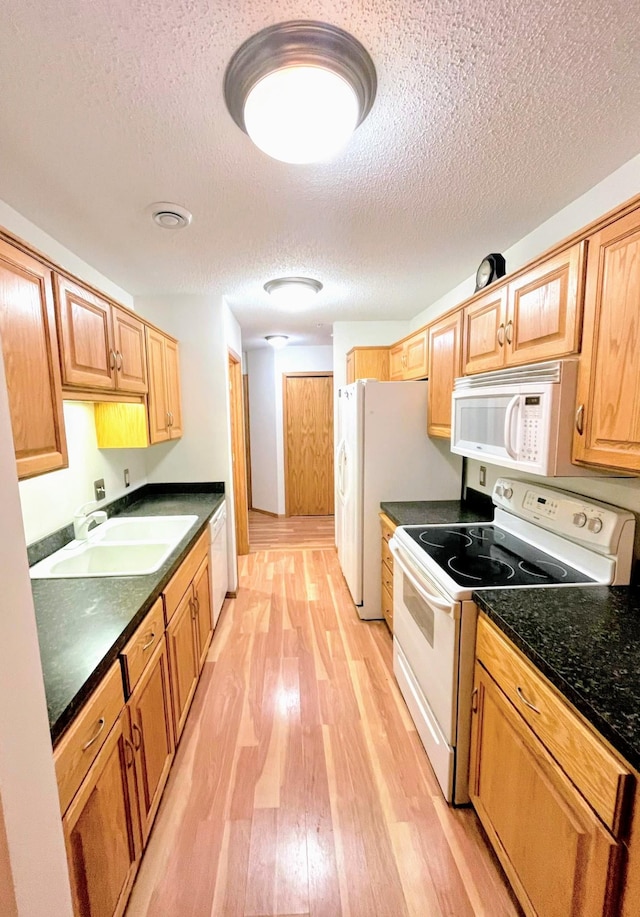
[492,478,635,555]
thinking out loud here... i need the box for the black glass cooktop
[405,524,596,588]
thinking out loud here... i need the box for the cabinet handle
[132,721,143,750]
[124,736,135,768]
[82,717,106,751]
[109,349,116,370]
[497,324,505,347]
[575,404,585,436]
[116,350,123,371]
[516,685,541,714]
[169,411,174,427]
[166,411,171,429]
[471,687,478,713]
[190,598,197,620]
[141,631,156,651]
[194,595,200,615]
[505,320,513,344]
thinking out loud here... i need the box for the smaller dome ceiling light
[264,276,323,308]
[265,334,289,349]
[224,21,376,164]
[149,202,193,229]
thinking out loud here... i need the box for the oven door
[390,536,461,799]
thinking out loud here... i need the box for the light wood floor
[126,517,520,917]
[248,510,336,550]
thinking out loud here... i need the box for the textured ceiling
[0,1,639,348]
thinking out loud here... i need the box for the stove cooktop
[404,524,596,588]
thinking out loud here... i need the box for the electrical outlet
[124,468,130,488]
[479,465,487,488]
[94,478,106,501]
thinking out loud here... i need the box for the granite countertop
[380,499,493,527]
[474,586,640,773]
[32,487,223,744]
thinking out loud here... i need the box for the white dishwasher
[209,501,228,626]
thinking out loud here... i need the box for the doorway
[228,350,249,555]
[283,372,334,516]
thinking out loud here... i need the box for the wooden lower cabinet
[379,513,396,632]
[128,639,174,844]
[470,662,622,917]
[193,555,213,671]
[166,587,200,742]
[62,711,141,917]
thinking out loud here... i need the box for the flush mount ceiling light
[149,202,193,229]
[265,334,290,349]
[224,21,376,164]
[264,276,323,308]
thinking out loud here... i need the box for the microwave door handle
[389,539,454,615]
[504,395,520,460]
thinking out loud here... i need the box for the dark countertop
[380,499,493,527]
[474,586,640,773]
[32,488,223,744]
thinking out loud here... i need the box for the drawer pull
[81,717,106,751]
[516,685,541,714]
[575,404,585,436]
[132,722,143,750]
[142,631,156,651]
[471,687,478,713]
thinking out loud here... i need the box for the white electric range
[389,478,635,804]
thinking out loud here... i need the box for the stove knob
[588,517,603,534]
[573,512,587,528]
[503,487,513,500]
[495,484,504,497]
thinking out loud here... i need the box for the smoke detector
[149,202,192,229]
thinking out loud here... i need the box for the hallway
[126,515,518,916]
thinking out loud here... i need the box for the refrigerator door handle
[337,441,346,501]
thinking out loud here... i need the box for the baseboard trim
[250,507,284,518]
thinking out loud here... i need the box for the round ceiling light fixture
[224,21,377,164]
[265,334,290,349]
[149,202,193,229]
[264,276,323,308]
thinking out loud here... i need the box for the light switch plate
[94,478,106,501]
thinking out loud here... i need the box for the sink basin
[29,514,199,579]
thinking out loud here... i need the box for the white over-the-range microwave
[450,358,595,477]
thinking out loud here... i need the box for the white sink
[29,514,199,579]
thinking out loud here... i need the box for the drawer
[381,560,393,595]
[54,660,125,814]
[379,512,396,544]
[381,537,393,572]
[163,528,209,624]
[120,597,165,694]
[381,582,393,632]
[476,615,632,834]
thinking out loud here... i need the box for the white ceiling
[0,1,639,349]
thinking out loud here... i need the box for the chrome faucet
[73,502,108,541]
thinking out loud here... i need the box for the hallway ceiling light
[264,276,323,308]
[265,335,289,349]
[224,21,377,164]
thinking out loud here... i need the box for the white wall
[19,402,147,543]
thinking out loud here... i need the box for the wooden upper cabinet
[427,309,462,438]
[146,327,182,444]
[506,242,585,366]
[112,306,148,394]
[389,341,405,380]
[164,336,183,437]
[0,241,68,479]
[389,329,429,381]
[573,209,640,472]
[345,346,389,383]
[462,285,508,374]
[55,275,115,389]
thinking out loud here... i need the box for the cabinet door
[389,342,405,380]
[62,712,141,917]
[193,555,213,671]
[166,588,199,742]
[145,326,170,444]
[55,275,116,389]
[128,640,174,844]
[164,336,183,438]
[112,307,148,394]
[462,286,508,374]
[573,210,640,472]
[506,242,585,366]
[403,330,428,380]
[470,664,621,917]
[0,241,68,478]
[349,347,389,382]
[427,310,462,438]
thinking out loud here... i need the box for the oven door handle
[389,539,455,615]
[504,394,520,460]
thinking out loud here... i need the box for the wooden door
[427,309,462,438]
[193,555,213,671]
[55,274,116,389]
[284,372,334,516]
[112,307,148,394]
[404,329,429,379]
[146,327,170,444]
[128,640,174,844]
[243,372,253,510]
[470,663,620,917]
[462,286,508,374]
[0,240,68,478]
[164,336,183,438]
[573,209,640,472]
[506,242,585,366]
[166,589,199,742]
[62,712,141,917]
[228,350,249,555]
[389,342,405,380]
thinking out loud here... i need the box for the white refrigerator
[335,380,462,620]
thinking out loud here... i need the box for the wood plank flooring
[248,511,335,550]
[126,517,520,917]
